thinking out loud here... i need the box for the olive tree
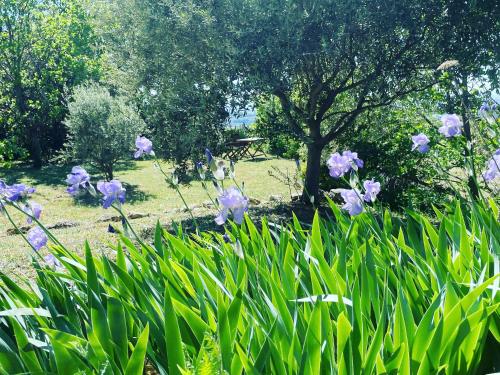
[212,0,449,201]
[65,83,145,180]
[115,0,446,200]
[98,0,498,200]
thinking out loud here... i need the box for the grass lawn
[0,157,296,277]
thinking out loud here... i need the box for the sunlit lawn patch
[0,158,295,277]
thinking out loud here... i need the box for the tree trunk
[13,74,44,169]
[30,134,43,169]
[302,141,324,203]
[106,166,114,181]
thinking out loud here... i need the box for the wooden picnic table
[223,137,267,160]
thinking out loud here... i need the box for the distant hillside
[229,110,256,127]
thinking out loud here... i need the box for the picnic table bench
[223,137,267,160]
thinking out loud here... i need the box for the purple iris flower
[0,183,6,206]
[97,180,126,209]
[134,136,154,158]
[0,180,6,203]
[215,186,249,225]
[2,183,35,202]
[339,189,364,216]
[205,149,214,164]
[363,179,381,202]
[196,162,205,180]
[439,114,462,138]
[327,153,351,178]
[479,103,490,112]
[478,102,498,124]
[411,133,430,153]
[27,227,48,251]
[44,254,62,268]
[327,150,364,178]
[483,153,500,182]
[66,166,90,196]
[342,151,364,169]
[108,224,118,234]
[23,201,43,224]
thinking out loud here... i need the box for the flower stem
[9,203,66,252]
[3,205,44,261]
[111,205,149,248]
[230,175,243,194]
[201,181,218,208]
[175,186,199,232]
[153,157,199,231]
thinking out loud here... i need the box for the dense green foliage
[142,89,228,170]
[190,0,448,200]
[0,0,101,167]
[0,138,27,168]
[0,198,499,374]
[331,114,450,211]
[254,97,302,159]
[92,0,231,170]
[1,1,499,373]
[65,83,145,180]
[182,0,497,200]
[433,0,500,197]
[257,89,499,212]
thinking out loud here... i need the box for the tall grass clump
[0,197,498,374]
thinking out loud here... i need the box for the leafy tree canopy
[108,0,481,198]
[0,0,101,167]
[65,83,145,180]
[205,0,499,200]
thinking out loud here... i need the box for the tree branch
[273,89,307,141]
[322,80,437,144]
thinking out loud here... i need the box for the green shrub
[327,104,456,212]
[321,95,500,212]
[65,83,145,179]
[0,198,499,374]
[266,134,302,159]
[0,138,28,168]
[141,87,228,173]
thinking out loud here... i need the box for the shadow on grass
[1,164,74,187]
[240,156,273,163]
[148,201,320,236]
[0,161,140,187]
[72,182,155,207]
